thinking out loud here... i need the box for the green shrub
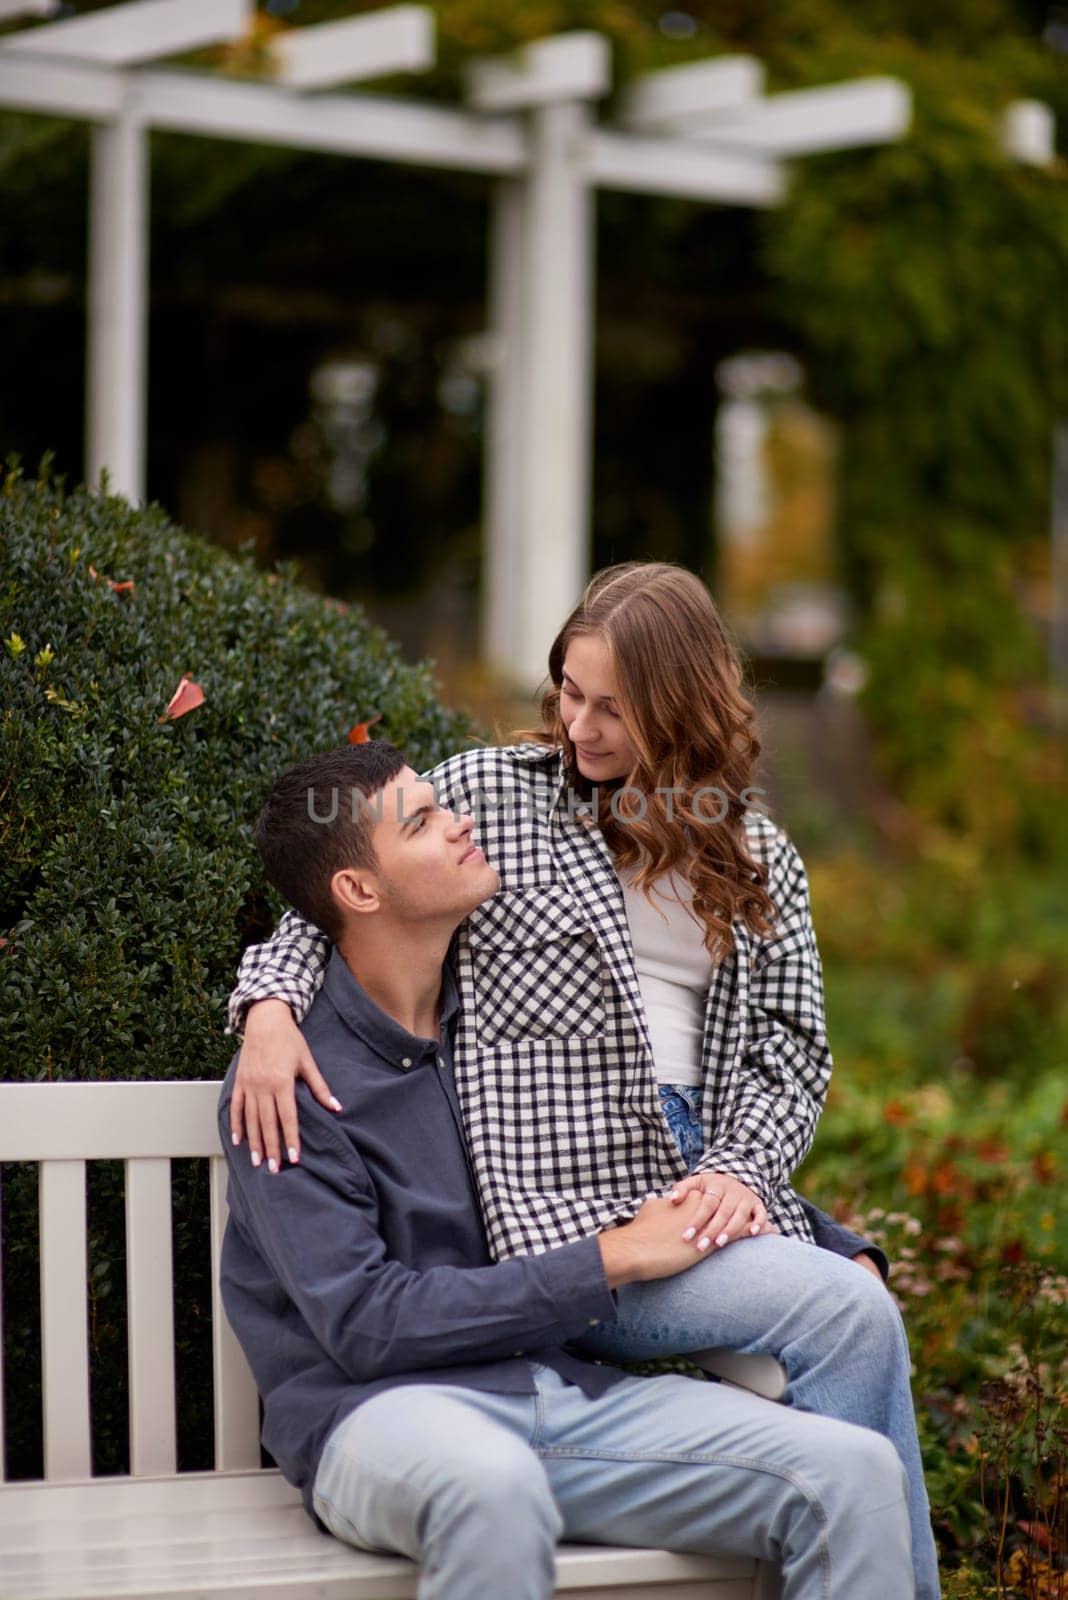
[800,851,1068,1592]
[0,460,472,1080]
[0,460,473,1477]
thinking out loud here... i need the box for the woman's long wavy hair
[519,562,777,962]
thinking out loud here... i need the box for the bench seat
[0,1468,764,1599]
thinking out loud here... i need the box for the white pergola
[2,1,1049,683]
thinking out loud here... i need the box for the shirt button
[401,1057,412,1069]
[587,1318,600,1328]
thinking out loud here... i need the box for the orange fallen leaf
[161,674,205,722]
[88,564,135,595]
[348,712,382,745]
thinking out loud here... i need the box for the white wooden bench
[0,1082,783,1600]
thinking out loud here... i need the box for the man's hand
[230,999,340,1173]
[667,1172,768,1252]
[599,1193,727,1288]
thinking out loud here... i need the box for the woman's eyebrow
[562,672,617,704]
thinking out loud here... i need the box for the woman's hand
[230,999,341,1172]
[852,1251,886,1284]
[668,1172,768,1252]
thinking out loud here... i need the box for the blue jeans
[658,1083,709,1169]
[314,1363,913,1600]
[564,1085,937,1598]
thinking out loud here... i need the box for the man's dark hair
[254,742,408,942]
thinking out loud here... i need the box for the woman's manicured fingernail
[750,1223,761,1236]
[669,1190,679,1201]
[267,1158,278,1175]
[682,1226,696,1240]
[716,1232,729,1247]
[697,1236,711,1251]
[288,1147,299,1165]
[329,1097,343,1112]
[231,1131,240,1146]
[250,1151,261,1168]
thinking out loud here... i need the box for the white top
[618,867,713,1087]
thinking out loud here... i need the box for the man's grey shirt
[218,948,620,1516]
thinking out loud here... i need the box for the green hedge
[0,462,473,1477]
[0,461,472,1081]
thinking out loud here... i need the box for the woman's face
[559,634,639,784]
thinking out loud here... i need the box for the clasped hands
[666,1171,778,1254]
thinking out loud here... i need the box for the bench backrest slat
[40,1159,92,1481]
[0,1172,6,1483]
[125,1157,178,1477]
[210,1155,262,1469]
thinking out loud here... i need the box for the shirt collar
[323,946,459,1069]
[545,746,571,815]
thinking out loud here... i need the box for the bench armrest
[691,1348,787,1402]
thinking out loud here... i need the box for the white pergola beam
[273,6,435,92]
[0,54,123,117]
[620,55,765,132]
[689,77,912,157]
[466,31,610,113]
[131,70,524,174]
[0,57,523,176]
[0,0,251,66]
[590,130,785,206]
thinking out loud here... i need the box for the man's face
[362,767,500,925]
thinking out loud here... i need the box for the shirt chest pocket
[464,886,607,1049]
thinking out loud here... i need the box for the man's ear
[331,866,381,919]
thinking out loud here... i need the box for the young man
[218,743,914,1600]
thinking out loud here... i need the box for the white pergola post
[86,103,149,499]
[469,35,609,685]
[482,178,526,673]
[511,97,595,687]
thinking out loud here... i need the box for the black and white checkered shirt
[229,744,831,1259]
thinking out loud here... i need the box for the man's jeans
[314,1363,913,1600]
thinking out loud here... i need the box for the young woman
[228,562,940,1597]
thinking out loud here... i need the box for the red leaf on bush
[348,712,382,745]
[161,674,205,722]
[88,564,135,595]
